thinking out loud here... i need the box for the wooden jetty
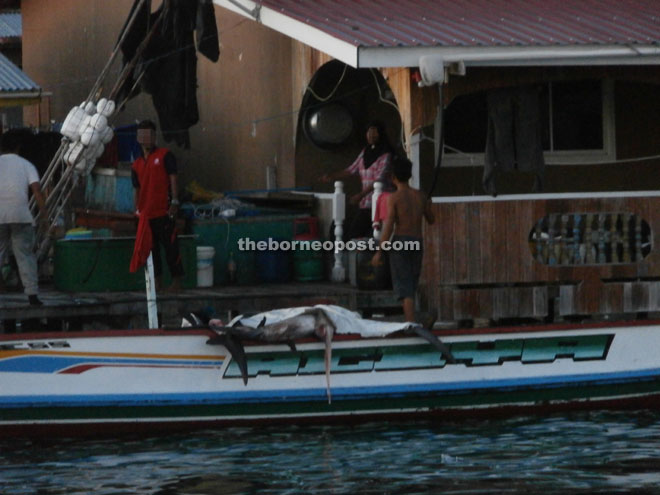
[0,283,402,332]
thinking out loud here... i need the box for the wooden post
[598,213,607,264]
[145,252,158,329]
[548,214,556,265]
[610,214,619,262]
[622,213,631,263]
[635,215,643,261]
[572,214,582,264]
[561,214,570,265]
[534,219,544,263]
[410,134,421,189]
[332,181,346,282]
[585,213,594,264]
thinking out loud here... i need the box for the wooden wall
[22,1,296,192]
[422,195,660,321]
[417,68,660,197]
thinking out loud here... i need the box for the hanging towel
[117,0,220,148]
[483,86,545,196]
[130,213,153,273]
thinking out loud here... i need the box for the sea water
[2,410,660,494]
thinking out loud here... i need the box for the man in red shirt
[131,120,183,291]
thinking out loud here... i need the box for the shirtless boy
[372,156,435,322]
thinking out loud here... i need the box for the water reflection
[154,475,266,495]
[2,411,660,494]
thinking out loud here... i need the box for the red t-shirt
[131,147,175,219]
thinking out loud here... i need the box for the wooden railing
[531,212,650,266]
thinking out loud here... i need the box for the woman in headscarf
[321,121,394,239]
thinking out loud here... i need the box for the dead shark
[207,307,336,402]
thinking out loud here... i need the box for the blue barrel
[256,242,291,283]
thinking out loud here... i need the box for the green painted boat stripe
[521,334,612,362]
[222,334,613,378]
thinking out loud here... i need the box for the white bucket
[196,246,216,287]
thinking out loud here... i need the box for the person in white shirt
[0,129,47,305]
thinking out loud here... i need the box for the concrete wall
[21,0,296,193]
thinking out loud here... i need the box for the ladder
[30,0,161,260]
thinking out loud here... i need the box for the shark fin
[411,325,455,364]
[206,331,249,385]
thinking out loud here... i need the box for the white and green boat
[1,305,659,437]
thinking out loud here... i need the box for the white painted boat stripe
[2,365,660,408]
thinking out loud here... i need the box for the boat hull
[2,321,660,436]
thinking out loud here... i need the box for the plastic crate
[54,236,197,291]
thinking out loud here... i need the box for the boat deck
[0,282,403,331]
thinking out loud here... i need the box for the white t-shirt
[0,153,40,224]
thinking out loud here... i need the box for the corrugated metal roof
[0,12,21,40]
[216,0,660,67]
[0,52,40,93]
[258,0,660,48]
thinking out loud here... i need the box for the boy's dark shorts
[388,235,423,300]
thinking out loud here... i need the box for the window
[442,79,615,166]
